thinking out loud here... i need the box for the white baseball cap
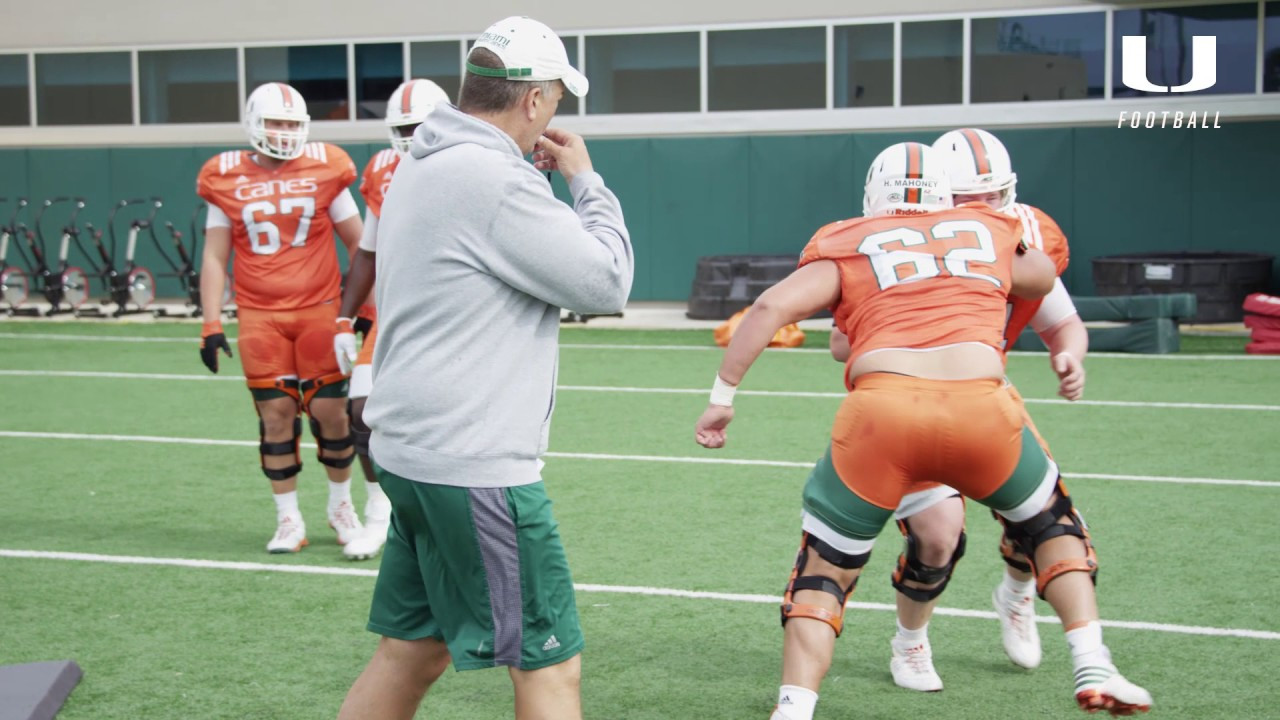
[468,16,589,98]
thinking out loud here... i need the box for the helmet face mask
[931,128,1017,212]
[245,83,310,161]
[862,142,954,217]
[385,79,450,157]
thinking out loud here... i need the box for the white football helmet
[385,79,449,156]
[244,83,310,161]
[863,142,953,217]
[931,128,1017,211]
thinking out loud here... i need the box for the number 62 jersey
[798,203,1025,371]
[196,142,358,311]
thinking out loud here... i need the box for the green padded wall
[4,121,1276,301]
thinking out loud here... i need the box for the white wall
[2,0,1102,49]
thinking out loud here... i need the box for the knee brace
[259,416,303,481]
[891,520,967,603]
[309,416,355,469]
[300,372,349,412]
[349,399,371,458]
[999,483,1098,598]
[780,532,871,637]
[996,526,1033,574]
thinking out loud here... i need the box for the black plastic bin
[1091,252,1273,323]
[687,254,799,320]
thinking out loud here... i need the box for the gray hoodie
[365,104,633,488]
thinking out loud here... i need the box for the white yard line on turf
[1,548,1276,641]
[2,430,1277,489]
[2,332,1274,360]
[1,369,1275,412]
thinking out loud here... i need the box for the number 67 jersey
[197,142,358,311]
[799,203,1024,369]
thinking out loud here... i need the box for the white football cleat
[343,521,389,561]
[890,635,943,692]
[267,515,308,554]
[327,500,363,546]
[994,586,1043,669]
[1075,669,1152,715]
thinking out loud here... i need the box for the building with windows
[1,0,1277,299]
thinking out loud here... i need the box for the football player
[334,78,450,561]
[829,128,1089,691]
[697,142,1150,719]
[197,82,365,554]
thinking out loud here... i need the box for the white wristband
[710,374,737,407]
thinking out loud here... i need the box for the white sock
[1066,621,1112,671]
[272,491,299,521]
[328,479,352,509]
[896,620,929,644]
[365,481,390,521]
[1001,573,1036,599]
[771,685,817,720]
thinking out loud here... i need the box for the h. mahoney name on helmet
[863,142,954,218]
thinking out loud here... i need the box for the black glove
[200,331,233,373]
[354,304,376,339]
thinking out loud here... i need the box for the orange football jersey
[196,142,357,311]
[1002,203,1070,352]
[359,148,401,220]
[799,205,1024,370]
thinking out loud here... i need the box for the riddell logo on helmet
[1117,35,1222,130]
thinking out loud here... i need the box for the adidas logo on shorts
[542,635,561,651]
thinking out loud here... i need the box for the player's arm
[199,225,231,325]
[1032,279,1089,401]
[695,261,840,449]
[198,221,234,373]
[332,194,363,260]
[1010,248,1055,301]
[339,212,378,320]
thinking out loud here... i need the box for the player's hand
[1052,351,1085,401]
[533,128,593,185]
[334,318,358,375]
[199,322,233,374]
[695,404,735,449]
[354,304,376,339]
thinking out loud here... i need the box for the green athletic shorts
[368,465,584,671]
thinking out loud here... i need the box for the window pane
[246,45,349,121]
[1265,1,1280,92]
[586,33,699,114]
[561,37,580,116]
[356,43,403,119]
[834,24,893,108]
[972,13,1104,102]
[902,21,962,105]
[36,52,131,125]
[0,55,29,126]
[709,27,825,111]
[409,41,461,106]
[1113,4,1257,96]
[139,49,237,124]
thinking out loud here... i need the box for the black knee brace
[349,399,371,458]
[999,487,1098,598]
[309,416,355,469]
[891,521,967,603]
[780,533,871,637]
[259,416,302,481]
